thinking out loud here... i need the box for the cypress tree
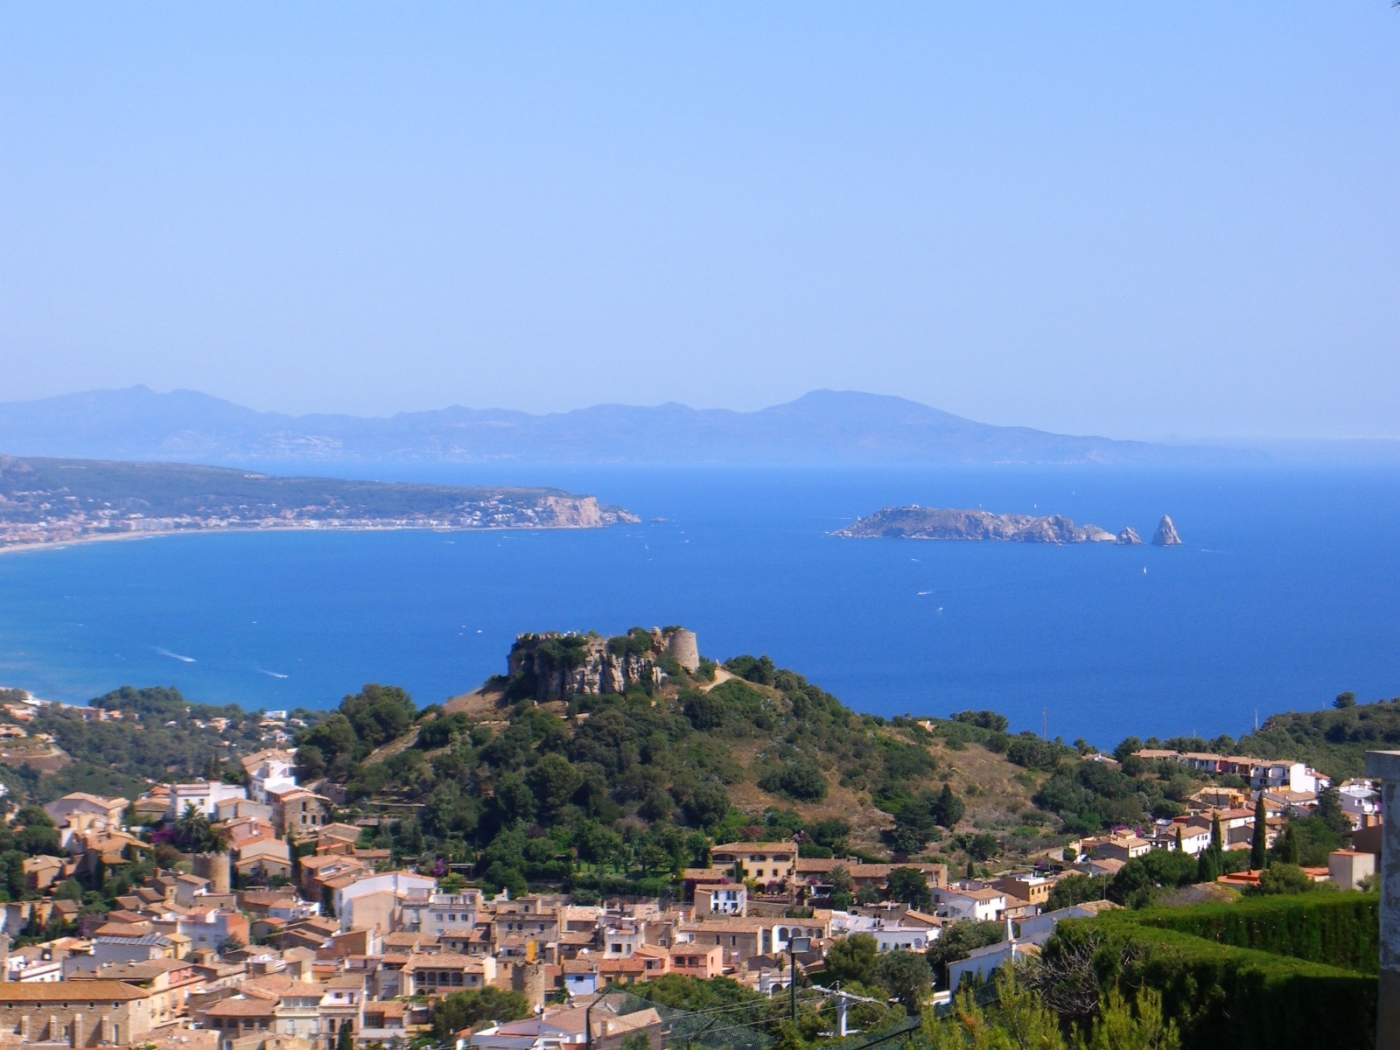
[1174,827,1184,852]
[1197,811,1226,883]
[1196,844,1219,883]
[1249,794,1269,871]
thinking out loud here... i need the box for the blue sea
[0,465,1397,749]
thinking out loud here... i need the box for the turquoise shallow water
[0,465,1396,749]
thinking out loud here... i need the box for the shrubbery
[1044,894,1379,1050]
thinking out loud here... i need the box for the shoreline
[0,518,635,557]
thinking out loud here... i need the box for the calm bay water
[0,465,1396,748]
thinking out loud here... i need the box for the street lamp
[788,936,810,1024]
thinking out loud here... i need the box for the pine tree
[1249,794,1269,871]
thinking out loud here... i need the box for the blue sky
[1,3,1397,440]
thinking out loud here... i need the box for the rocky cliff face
[537,495,638,528]
[1116,527,1143,545]
[834,506,1115,544]
[1152,515,1183,546]
[507,627,699,701]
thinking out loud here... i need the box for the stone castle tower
[194,851,231,895]
[509,626,701,700]
[665,628,700,673]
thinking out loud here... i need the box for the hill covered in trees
[290,632,1075,894]
[4,628,1386,898]
[287,630,1384,896]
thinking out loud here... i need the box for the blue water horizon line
[0,463,1396,749]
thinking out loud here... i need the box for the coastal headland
[0,454,637,550]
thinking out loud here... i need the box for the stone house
[270,787,332,838]
[0,979,155,1047]
[711,842,798,883]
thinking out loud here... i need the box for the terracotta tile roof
[0,981,149,1002]
[203,997,278,1017]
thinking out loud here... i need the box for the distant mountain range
[0,386,1246,466]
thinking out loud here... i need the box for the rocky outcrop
[537,495,639,528]
[834,506,1115,544]
[1152,515,1182,546]
[1116,527,1143,545]
[508,626,699,701]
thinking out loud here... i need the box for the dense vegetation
[1233,692,1400,779]
[1,638,1384,895]
[287,640,981,896]
[18,687,323,802]
[1041,896,1379,1050]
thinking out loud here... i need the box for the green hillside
[8,629,1389,897]
[1232,693,1400,779]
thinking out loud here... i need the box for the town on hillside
[0,719,1382,1050]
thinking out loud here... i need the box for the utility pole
[788,937,810,1024]
[585,993,598,1050]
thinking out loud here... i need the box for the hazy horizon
[3,5,1398,441]
[5,383,1400,454]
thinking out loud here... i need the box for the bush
[682,692,725,730]
[1006,734,1065,771]
[430,988,531,1040]
[1045,896,1380,1050]
[1044,873,1108,912]
[952,710,1009,732]
[1126,893,1379,974]
[758,761,828,802]
[725,654,776,686]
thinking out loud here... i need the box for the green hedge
[1049,913,1376,1050]
[1125,893,1380,974]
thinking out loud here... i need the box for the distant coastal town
[0,455,637,551]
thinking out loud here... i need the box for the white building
[1151,819,1212,857]
[414,896,481,935]
[170,782,247,819]
[333,871,438,932]
[932,886,1006,923]
[1337,781,1381,821]
[1016,901,1120,946]
[871,923,936,952]
[695,884,745,917]
[241,748,299,805]
[1249,762,1322,795]
[947,939,1040,989]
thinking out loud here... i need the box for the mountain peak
[0,387,1239,466]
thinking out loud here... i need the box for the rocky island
[836,505,1118,543]
[0,454,638,550]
